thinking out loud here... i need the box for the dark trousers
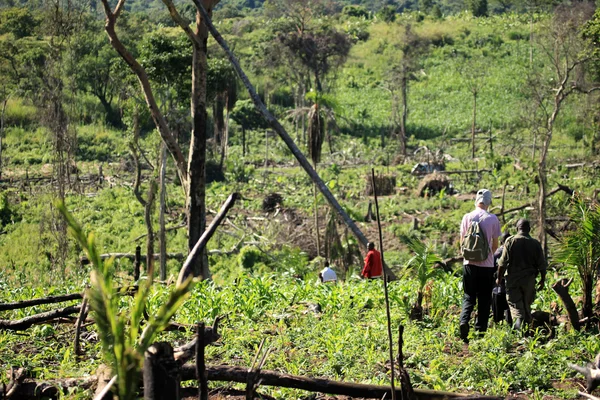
[459,264,495,332]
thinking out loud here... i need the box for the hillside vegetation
[0,1,600,399]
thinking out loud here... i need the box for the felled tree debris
[366,174,396,196]
[0,305,81,331]
[569,353,600,393]
[417,172,452,197]
[262,193,283,212]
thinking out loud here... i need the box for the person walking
[496,219,547,330]
[459,189,501,343]
[361,242,382,279]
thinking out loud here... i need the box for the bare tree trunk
[159,143,168,281]
[0,97,7,180]
[471,90,477,159]
[187,5,211,279]
[196,4,397,280]
[400,72,408,156]
[144,182,157,276]
[314,182,321,257]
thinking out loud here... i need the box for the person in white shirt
[319,261,337,283]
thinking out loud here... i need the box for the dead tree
[99,0,222,279]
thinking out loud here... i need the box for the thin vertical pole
[371,168,396,400]
[134,245,141,281]
[197,322,208,400]
[159,143,167,281]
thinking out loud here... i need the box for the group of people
[459,189,547,343]
[320,188,546,344]
[318,242,383,283]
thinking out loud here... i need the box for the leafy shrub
[226,158,254,183]
[377,6,396,23]
[206,160,226,183]
[0,191,19,228]
[507,31,526,41]
[237,246,269,271]
[342,5,369,19]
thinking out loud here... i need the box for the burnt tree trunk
[144,342,180,400]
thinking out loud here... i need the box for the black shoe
[459,324,469,343]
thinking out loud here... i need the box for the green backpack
[462,220,489,262]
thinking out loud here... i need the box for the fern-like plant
[59,203,193,400]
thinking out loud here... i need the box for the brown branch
[0,377,97,399]
[177,193,240,285]
[179,364,487,400]
[0,293,83,311]
[552,278,580,331]
[99,0,188,187]
[160,0,202,48]
[0,305,81,331]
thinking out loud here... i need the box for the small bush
[237,246,269,271]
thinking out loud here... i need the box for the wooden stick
[177,193,240,285]
[371,168,396,400]
[0,286,136,312]
[92,375,116,400]
[0,305,81,331]
[246,338,266,400]
[74,297,89,357]
[552,278,581,331]
[197,322,208,400]
[0,293,83,311]
[179,365,484,400]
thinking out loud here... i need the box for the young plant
[555,198,600,320]
[400,235,442,320]
[58,203,193,400]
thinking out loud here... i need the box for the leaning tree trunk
[196,4,397,280]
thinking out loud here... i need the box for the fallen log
[0,293,83,311]
[0,286,137,311]
[80,253,186,265]
[0,376,96,398]
[180,364,495,400]
[0,305,81,331]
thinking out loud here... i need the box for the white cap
[320,267,337,282]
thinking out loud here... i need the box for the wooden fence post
[134,245,141,281]
[143,342,180,400]
[197,322,208,400]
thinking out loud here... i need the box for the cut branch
[552,278,580,331]
[0,305,81,331]
[179,364,484,400]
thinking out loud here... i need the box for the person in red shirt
[361,242,383,279]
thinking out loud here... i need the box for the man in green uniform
[496,219,547,330]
